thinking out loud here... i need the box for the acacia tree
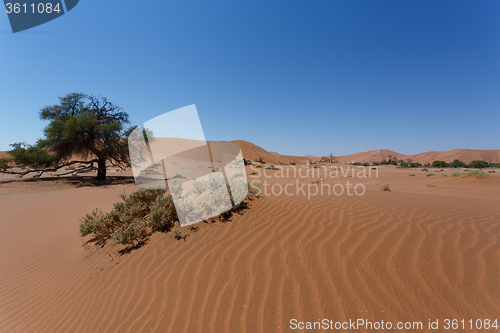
[0,93,132,180]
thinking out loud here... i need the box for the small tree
[450,159,467,168]
[431,160,449,168]
[0,93,131,180]
[468,160,489,169]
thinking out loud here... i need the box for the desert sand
[0,143,499,332]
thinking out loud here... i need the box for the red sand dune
[2,144,499,166]
[335,149,404,164]
[0,163,499,332]
[336,148,500,165]
[229,140,308,164]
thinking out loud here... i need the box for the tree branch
[1,159,98,178]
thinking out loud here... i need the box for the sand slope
[337,149,500,165]
[230,140,308,165]
[1,165,499,332]
[2,144,499,166]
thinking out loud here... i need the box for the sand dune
[2,144,499,166]
[229,140,308,165]
[335,149,404,164]
[407,149,500,165]
[1,163,499,332]
[336,148,500,165]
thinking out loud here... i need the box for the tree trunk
[97,158,106,180]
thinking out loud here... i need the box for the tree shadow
[0,175,136,187]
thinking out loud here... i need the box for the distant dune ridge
[1,141,499,167]
[230,141,500,165]
[1,139,500,333]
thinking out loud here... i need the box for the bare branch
[1,159,98,178]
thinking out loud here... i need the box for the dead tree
[319,153,338,164]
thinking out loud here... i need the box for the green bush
[431,160,449,168]
[380,184,391,191]
[79,188,169,246]
[450,159,467,168]
[171,173,187,179]
[80,182,259,248]
[468,160,489,169]
[191,179,208,195]
[265,164,279,170]
[426,173,435,177]
[464,170,489,179]
[173,229,187,241]
[397,160,409,168]
[290,162,296,165]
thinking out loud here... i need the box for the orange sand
[0,145,499,333]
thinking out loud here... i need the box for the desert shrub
[80,180,259,249]
[421,168,428,172]
[388,160,398,166]
[450,172,461,177]
[409,174,415,176]
[265,164,279,170]
[247,181,261,197]
[147,195,177,231]
[397,160,409,168]
[111,180,126,185]
[450,159,467,168]
[171,173,187,179]
[169,182,183,196]
[426,173,435,177]
[468,160,489,169]
[362,162,370,167]
[229,172,244,179]
[76,182,95,188]
[290,162,296,165]
[399,159,421,168]
[173,229,187,241]
[191,179,208,195]
[431,160,449,168]
[79,209,113,240]
[380,184,391,191]
[207,175,226,192]
[250,172,257,175]
[80,188,168,246]
[255,165,263,168]
[350,162,362,166]
[111,219,148,245]
[464,170,489,179]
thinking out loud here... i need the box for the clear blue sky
[1,0,499,156]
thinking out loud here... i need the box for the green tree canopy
[0,93,132,180]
